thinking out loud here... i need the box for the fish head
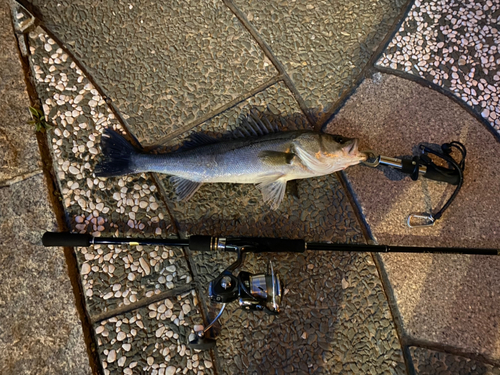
[321,134,367,162]
[291,131,368,176]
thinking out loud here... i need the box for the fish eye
[331,135,345,144]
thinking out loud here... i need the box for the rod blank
[42,232,498,256]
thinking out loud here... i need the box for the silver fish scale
[134,131,314,184]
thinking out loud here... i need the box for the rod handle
[188,236,213,251]
[42,232,92,247]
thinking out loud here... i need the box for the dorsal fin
[177,133,219,152]
[231,109,279,139]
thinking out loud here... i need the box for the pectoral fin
[257,176,287,210]
[259,151,296,166]
[170,176,203,201]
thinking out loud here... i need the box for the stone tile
[411,347,500,375]
[326,73,500,360]
[93,292,215,375]
[27,28,187,318]
[0,0,41,182]
[0,175,91,375]
[155,82,365,243]
[377,0,500,133]
[233,0,407,121]
[28,0,278,144]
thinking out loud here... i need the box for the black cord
[422,142,466,221]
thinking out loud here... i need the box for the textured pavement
[0,0,91,373]
[2,0,500,374]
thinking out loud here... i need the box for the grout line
[318,0,417,132]
[406,339,500,368]
[0,169,43,188]
[372,253,416,375]
[8,16,104,375]
[335,171,376,245]
[152,74,284,147]
[90,284,196,324]
[222,0,316,128]
[374,65,500,144]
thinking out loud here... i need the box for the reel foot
[188,336,216,350]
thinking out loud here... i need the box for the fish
[94,115,367,209]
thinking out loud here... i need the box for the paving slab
[197,250,406,374]
[326,73,500,361]
[0,1,91,373]
[27,0,278,144]
[377,0,500,133]
[410,347,500,375]
[232,0,407,121]
[0,175,91,375]
[0,0,41,183]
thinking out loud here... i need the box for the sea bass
[94,118,367,209]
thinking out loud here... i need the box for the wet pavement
[2,0,500,374]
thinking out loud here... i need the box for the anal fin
[170,176,203,201]
[257,176,287,210]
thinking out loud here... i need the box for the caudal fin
[94,128,139,177]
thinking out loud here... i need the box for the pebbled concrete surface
[377,0,500,133]
[199,250,406,374]
[411,347,500,375]
[233,0,407,121]
[93,291,215,375]
[326,73,500,361]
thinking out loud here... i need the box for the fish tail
[94,128,139,177]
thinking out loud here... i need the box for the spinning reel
[187,237,283,349]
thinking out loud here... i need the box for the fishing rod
[42,232,497,256]
[42,232,498,350]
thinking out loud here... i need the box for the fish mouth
[346,138,369,161]
[347,138,359,154]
